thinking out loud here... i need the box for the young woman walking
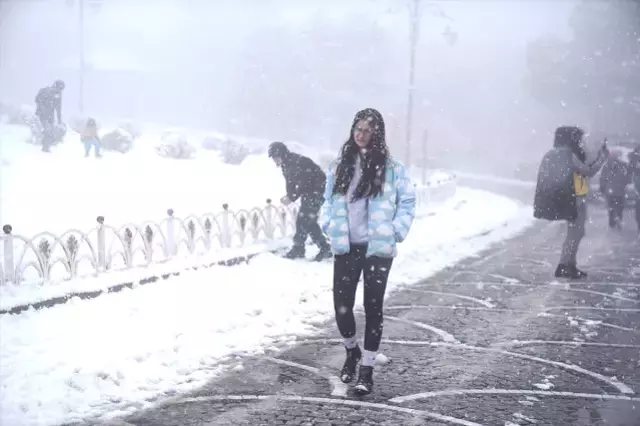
[321,108,416,394]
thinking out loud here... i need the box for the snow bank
[0,187,534,426]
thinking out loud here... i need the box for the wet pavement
[102,205,639,426]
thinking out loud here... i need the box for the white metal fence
[1,175,456,286]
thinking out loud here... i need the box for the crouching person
[268,141,332,261]
[534,126,608,279]
[81,118,102,158]
[321,108,416,394]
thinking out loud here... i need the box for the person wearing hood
[268,141,332,261]
[599,149,631,229]
[321,108,416,394]
[534,126,609,279]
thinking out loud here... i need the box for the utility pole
[421,127,428,184]
[402,0,456,177]
[0,0,11,79]
[78,0,85,114]
[405,0,421,173]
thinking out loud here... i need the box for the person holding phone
[534,126,609,279]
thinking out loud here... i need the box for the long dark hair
[332,108,390,200]
[554,126,586,162]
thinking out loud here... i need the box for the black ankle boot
[340,345,362,383]
[313,246,332,262]
[284,245,305,259]
[354,365,373,394]
[568,263,588,279]
[555,263,587,279]
[555,264,571,278]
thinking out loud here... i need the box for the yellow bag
[573,172,588,196]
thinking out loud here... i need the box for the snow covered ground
[0,188,534,426]
[0,123,292,236]
[0,122,454,310]
[0,122,440,238]
[1,121,535,425]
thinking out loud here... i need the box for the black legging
[333,244,393,352]
[38,114,55,151]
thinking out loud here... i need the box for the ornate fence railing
[0,174,456,286]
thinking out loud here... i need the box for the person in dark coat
[268,142,332,261]
[629,146,640,234]
[599,150,631,229]
[35,80,65,152]
[533,126,609,279]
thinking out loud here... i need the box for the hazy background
[1,0,638,175]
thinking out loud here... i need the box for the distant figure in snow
[80,118,102,158]
[35,80,65,152]
[629,146,640,234]
[268,141,331,261]
[533,126,609,279]
[599,150,631,229]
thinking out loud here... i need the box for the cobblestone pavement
[107,205,640,426]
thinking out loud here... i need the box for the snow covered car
[201,134,227,151]
[156,130,196,159]
[219,138,249,165]
[118,120,141,139]
[101,128,134,153]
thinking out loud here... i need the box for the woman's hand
[280,195,292,206]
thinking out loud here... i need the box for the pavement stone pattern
[101,205,639,426]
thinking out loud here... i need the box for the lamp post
[404,0,421,173]
[78,0,85,114]
[402,0,456,179]
[68,0,103,115]
[421,127,428,184]
[0,0,12,79]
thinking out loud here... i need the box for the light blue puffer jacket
[320,157,417,258]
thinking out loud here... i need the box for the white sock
[343,336,358,350]
[362,350,377,367]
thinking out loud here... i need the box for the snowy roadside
[0,187,535,426]
[0,177,451,312]
[0,239,292,312]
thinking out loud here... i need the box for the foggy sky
[0,0,579,171]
